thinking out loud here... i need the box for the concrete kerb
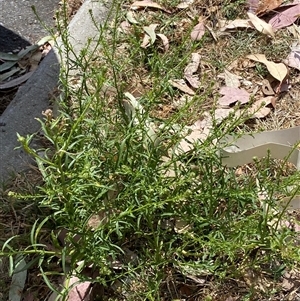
[0,0,111,184]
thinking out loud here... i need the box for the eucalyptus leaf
[143,24,158,45]
[126,11,139,24]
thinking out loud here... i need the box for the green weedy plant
[2,0,300,300]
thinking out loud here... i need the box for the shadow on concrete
[0,25,31,53]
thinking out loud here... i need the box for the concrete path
[0,0,111,183]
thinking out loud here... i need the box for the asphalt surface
[0,25,30,53]
[0,0,60,52]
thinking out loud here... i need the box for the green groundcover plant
[2,0,300,300]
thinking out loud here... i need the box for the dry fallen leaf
[177,108,235,154]
[247,0,259,13]
[176,0,194,9]
[219,19,252,31]
[223,69,242,88]
[276,79,290,93]
[141,34,151,48]
[261,79,275,95]
[269,4,300,30]
[256,0,283,15]
[119,20,131,33]
[247,96,274,118]
[143,23,158,44]
[177,116,212,153]
[64,276,92,301]
[29,49,43,71]
[87,212,108,229]
[124,92,158,145]
[126,11,139,24]
[214,108,235,123]
[218,86,250,106]
[282,269,300,291]
[168,79,195,95]
[191,22,206,41]
[184,53,201,88]
[285,43,300,71]
[287,24,300,42]
[247,12,275,37]
[130,0,170,12]
[157,33,169,52]
[140,24,168,51]
[247,54,288,82]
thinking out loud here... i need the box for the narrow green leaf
[0,67,20,82]
[0,61,17,72]
[0,52,19,61]
[0,71,33,89]
[17,45,39,59]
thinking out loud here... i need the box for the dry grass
[0,168,55,300]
